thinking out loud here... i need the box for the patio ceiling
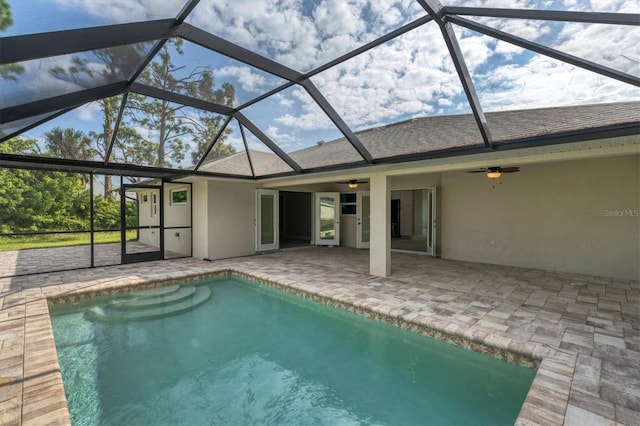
[0,0,639,179]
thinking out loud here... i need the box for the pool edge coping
[44,268,574,425]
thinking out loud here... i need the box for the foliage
[0,0,24,83]
[0,0,12,31]
[0,167,87,232]
[0,138,130,234]
[42,39,237,168]
[127,40,236,167]
[45,127,96,160]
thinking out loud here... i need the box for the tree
[0,138,88,232]
[0,0,25,82]
[90,96,149,196]
[48,45,156,173]
[127,40,236,168]
[182,69,235,164]
[44,127,95,186]
[45,127,96,160]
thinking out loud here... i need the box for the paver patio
[0,247,638,425]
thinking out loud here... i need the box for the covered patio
[1,247,638,425]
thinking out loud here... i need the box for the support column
[369,173,390,277]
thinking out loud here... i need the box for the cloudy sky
[2,0,639,168]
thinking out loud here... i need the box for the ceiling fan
[466,166,520,179]
[337,179,368,189]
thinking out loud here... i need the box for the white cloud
[215,66,270,93]
[25,0,640,153]
[186,0,426,71]
[273,93,294,108]
[264,125,298,150]
[54,0,185,23]
[75,102,101,122]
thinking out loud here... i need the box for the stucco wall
[207,180,258,259]
[441,155,640,280]
[191,181,208,259]
[164,183,191,256]
[340,216,357,247]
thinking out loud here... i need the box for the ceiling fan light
[486,171,502,179]
[348,180,359,189]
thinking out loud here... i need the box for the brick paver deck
[1,247,638,425]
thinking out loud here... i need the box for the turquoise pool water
[50,276,535,425]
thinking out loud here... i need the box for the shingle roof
[199,101,640,177]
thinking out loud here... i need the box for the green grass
[0,230,138,251]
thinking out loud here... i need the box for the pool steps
[109,285,197,310]
[85,285,211,322]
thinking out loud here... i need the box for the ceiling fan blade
[466,169,487,173]
[500,167,520,173]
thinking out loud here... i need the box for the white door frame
[356,191,370,249]
[427,186,436,257]
[256,189,279,252]
[315,192,340,246]
[389,186,437,257]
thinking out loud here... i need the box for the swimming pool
[50,275,535,425]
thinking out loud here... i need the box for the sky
[2,0,639,169]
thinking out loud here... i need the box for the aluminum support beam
[418,0,494,148]
[175,0,201,24]
[305,14,434,79]
[105,93,129,164]
[0,153,185,177]
[235,81,296,111]
[0,82,129,123]
[178,24,305,82]
[443,7,640,26]
[239,123,256,178]
[0,20,178,65]
[233,112,303,173]
[0,108,74,143]
[128,39,170,83]
[193,116,233,171]
[301,81,374,163]
[449,16,640,87]
[130,83,235,115]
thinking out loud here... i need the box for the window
[340,193,356,215]
[142,194,148,203]
[151,193,158,217]
[170,189,188,205]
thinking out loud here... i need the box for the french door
[427,186,437,257]
[256,189,279,251]
[315,192,340,246]
[121,185,163,264]
[356,191,370,249]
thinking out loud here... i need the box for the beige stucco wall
[340,215,357,247]
[207,180,258,260]
[191,181,209,259]
[163,183,192,256]
[441,155,640,280]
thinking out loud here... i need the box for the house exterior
[184,102,639,280]
[0,3,638,281]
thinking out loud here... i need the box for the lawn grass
[0,230,138,251]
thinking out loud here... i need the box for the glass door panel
[256,189,279,251]
[315,192,340,246]
[357,192,370,249]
